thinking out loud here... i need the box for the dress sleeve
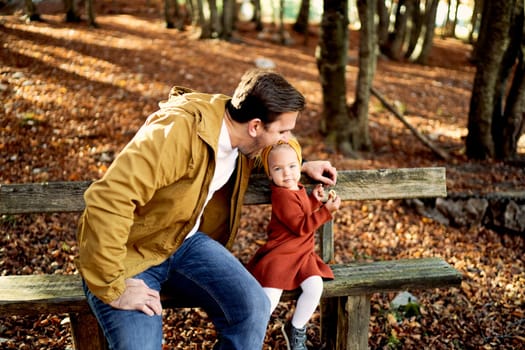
[271,187,332,237]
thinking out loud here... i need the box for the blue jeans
[83,233,271,350]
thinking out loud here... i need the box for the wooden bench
[0,167,462,350]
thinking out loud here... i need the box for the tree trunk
[317,0,349,154]
[208,0,220,37]
[293,0,310,34]
[85,0,96,27]
[221,0,235,40]
[347,0,375,154]
[469,0,483,44]
[451,0,460,37]
[496,0,525,159]
[24,0,41,21]
[165,0,178,29]
[470,0,488,63]
[278,0,286,44]
[466,0,514,159]
[63,0,81,22]
[414,0,439,64]
[252,0,263,31]
[404,0,422,59]
[383,0,409,60]
[377,0,389,47]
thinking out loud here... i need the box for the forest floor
[0,1,524,349]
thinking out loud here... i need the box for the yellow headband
[260,138,302,177]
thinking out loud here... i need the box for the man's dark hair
[227,69,305,124]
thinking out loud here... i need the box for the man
[76,69,337,350]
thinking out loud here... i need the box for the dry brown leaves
[1,1,524,349]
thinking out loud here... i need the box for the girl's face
[267,145,301,190]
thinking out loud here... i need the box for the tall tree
[24,0,95,26]
[316,0,350,153]
[493,0,525,159]
[468,0,483,45]
[377,0,390,47]
[466,0,517,159]
[347,0,375,154]
[413,0,439,64]
[381,0,439,64]
[24,0,40,21]
[293,0,310,34]
[382,0,411,60]
[221,0,236,40]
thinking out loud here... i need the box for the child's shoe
[282,321,307,350]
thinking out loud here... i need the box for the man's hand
[301,160,337,186]
[109,278,162,316]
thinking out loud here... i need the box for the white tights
[263,275,324,329]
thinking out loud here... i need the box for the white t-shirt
[185,120,238,239]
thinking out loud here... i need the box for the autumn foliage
[0,1,524,349]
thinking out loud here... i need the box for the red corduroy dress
[247,183,334,290]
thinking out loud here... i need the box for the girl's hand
[324,193,341,213]
[312,184,325,201]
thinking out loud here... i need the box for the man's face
[239,111,298,159]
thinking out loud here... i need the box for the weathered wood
[320,298,338,349]
[321,222,335,263]
[70,312,109,350]
[0,168,446,214]
[247,167,446,204]
[322,258,462,297]
[0,258,461,316]
[344,295,370,350]
[0,181,91,214]
[0,274,89,315]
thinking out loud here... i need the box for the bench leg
[320,295,371,350]
[70,312,109,350]
[345,295,371,350]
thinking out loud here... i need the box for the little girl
[247,138,341,350]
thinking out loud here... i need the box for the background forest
[0,0,524,349]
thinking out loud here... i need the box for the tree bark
[317,0,350,153]
[24,0,41,21]
[466,0,514,159]
[252,0,263,31]
[414,0,439,64]
[293,0,310,34]
[469,0,483,44]
[404,0,422,60]
[221,0,235,40]
[63,0,81,23]
[497,0,525,159]
[347,0,375,154]
[383,0,409,60]
[377,0,389,47]
[208,0,220,37]
[470,0,488,63]
[85,0,96,27]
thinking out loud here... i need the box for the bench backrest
[0,167,446,214]
[0,167,446,262]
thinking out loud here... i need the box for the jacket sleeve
[77,112,195,303]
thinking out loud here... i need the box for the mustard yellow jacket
[76,87,255,303]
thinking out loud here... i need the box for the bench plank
[0,274,89,315]
[323,257,462,297]
[0,168,446,214]
[0,258,461,315]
